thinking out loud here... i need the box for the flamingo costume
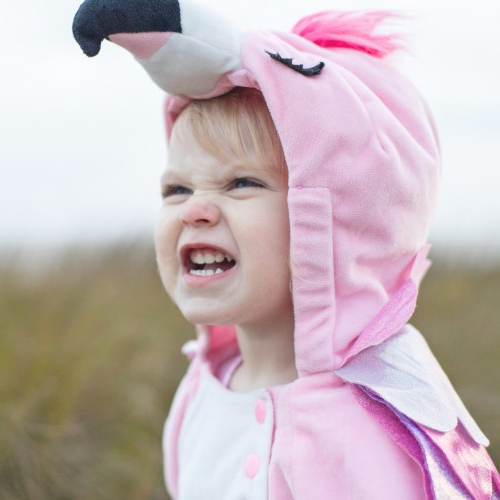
[73,1,500,498]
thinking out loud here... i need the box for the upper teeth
[189,250,232,265]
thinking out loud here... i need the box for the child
[73,1,500,498]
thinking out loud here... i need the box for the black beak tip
[81,39,102,57]
[73,31,102,57]
[72,20,102,57]
[72,1,103,57]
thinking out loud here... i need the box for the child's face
[155,122,293,331]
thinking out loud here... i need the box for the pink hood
[74,2,441,373]
[163,11,440,374]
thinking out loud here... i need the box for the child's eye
[228,177,265,190]
[162,185,192,198]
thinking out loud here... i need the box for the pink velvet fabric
[267,373,425,499]
[239,31,439,371]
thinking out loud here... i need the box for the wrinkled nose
[180,198,221,227]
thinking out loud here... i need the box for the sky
[1,0,499,260]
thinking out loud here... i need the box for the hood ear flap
[73,0,242,97]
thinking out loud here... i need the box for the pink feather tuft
[292,11,404,58]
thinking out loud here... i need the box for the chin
[177,302,235,327]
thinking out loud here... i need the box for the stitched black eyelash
[266,51,325,76]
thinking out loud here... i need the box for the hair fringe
[292,11,405,58]
[176,88,287,176]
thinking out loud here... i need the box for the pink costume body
[72,2,500,498]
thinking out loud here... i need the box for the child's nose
[180,198,221,227]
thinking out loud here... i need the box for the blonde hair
[173,87,286,173]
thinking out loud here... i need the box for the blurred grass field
[0,243,498,498]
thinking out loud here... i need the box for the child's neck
[229,318,297,392]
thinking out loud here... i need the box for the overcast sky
[1,0,499,260]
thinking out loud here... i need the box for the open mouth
[185,248,236,277]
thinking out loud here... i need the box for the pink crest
[292,11,404,58]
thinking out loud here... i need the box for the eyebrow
[160,170,183,186]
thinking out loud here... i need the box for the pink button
[255,398,267,424]
[244,453,260,479]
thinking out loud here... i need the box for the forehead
[166,124,226,172]
[168,109,287,182]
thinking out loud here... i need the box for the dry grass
[0,244,498,498]
[0,244,191,499]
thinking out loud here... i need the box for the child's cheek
[154,219,178,280]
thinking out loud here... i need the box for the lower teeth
[190,268,224,276]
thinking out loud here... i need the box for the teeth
[189,267,225,277]
[189,249,233,265]
[193,252,204,264]
[204,253,215,264]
